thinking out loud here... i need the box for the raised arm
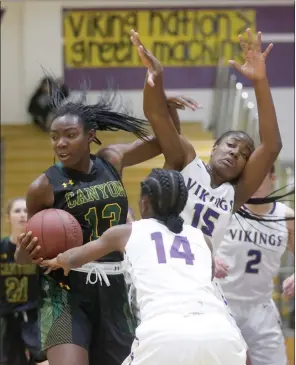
[98,96,199,173]
[232,29,282,211]
[130,30,196,170]
[41,224,132,276]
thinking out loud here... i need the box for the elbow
[266,140,282,159]
[166,152,187,171]
[263,135,282,156]
[272,123,283,153]
[272,138,283,155]
[277,139,283,153]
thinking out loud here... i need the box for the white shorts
[212,279,243,331]
[122,312,247,365]
[213,278,229,307]
[228,299,287,365]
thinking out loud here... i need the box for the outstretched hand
[167,96,203,111]
[229,28,273,81]
[130,29,162,87]
[40,253,71,276]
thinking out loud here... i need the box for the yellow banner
[63,9,256,68]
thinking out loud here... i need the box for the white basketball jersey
[216,202,290,303]
[125,219,226,322]
[181,156,235,253]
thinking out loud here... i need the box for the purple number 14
[151,232,195,265]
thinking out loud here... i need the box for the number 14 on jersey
[151,232,195,265]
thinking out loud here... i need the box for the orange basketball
[26,209,83,259]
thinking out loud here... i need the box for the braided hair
[237,186,295,222]
[49,81,149,143]
[232,185,295,253]
[140,169,188,233]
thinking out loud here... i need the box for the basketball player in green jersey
[15,91,196,365]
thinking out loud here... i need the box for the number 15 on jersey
[191,203,220,237]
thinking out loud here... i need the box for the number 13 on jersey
[191,203,220,237]
[84,203,122,240]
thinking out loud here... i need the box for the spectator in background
[0,197,47,365]
[28,77,69,131]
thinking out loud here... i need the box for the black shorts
[39,271,136,365]
[0,309,46,365]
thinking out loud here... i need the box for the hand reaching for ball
[15,232,43,265]
[40,253,72,276]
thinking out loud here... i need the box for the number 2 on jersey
[84,203,121,240]
[245,249,261,274]
[151,232,195,265]
[191,203,220,237]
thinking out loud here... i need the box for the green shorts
[39,270,136,365]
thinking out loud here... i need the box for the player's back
[125,218,225,322]
[124,219,247,365]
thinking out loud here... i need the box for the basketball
[26,209,83,259]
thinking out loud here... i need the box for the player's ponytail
[49,79,149,143]
[237,186,295,222]
[165,214,184,234]
[233,184,295,252]
[141,169,188,233]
